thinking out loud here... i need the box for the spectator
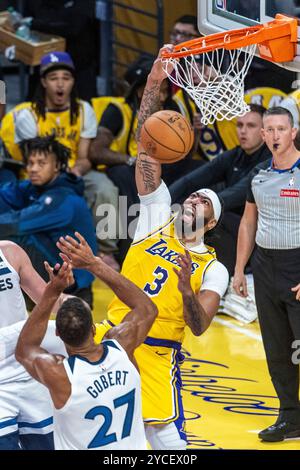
[169,15,199,45]
[0,136,97,307]
[169,104,272,275]
[0,51,118,268]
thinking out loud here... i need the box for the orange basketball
[140,110,194,163]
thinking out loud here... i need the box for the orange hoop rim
[162,14,298,61]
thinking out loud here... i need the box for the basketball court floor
[93,279,300,450]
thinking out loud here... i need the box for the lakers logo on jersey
[108,217,216,343]
[146,239,199,274]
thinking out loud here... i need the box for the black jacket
[169,143,272,214]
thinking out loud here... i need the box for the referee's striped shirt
[247,159,300,249]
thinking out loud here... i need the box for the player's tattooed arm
[136,150,160,193]
[136,44,174,141]
[136,79,161,142]
[174,251,219,335]
[182,292,205,335]
[135,45,173,195]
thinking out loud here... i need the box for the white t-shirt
[14,100,97,143]
[0,320,67,384]
[134,181,229,298]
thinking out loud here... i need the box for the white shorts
[0,377,53,437]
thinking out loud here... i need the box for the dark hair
[263,106,294,127]
[174,15,198,32]
[20,135,70,171]
[32,78,80,126]
[248,103,266,117]
[56,298,93,347]
[124,53,155,103]
[204,195,225,244]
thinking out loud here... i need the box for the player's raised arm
[135,45,174,195]
[57,233,158,356]
[15,261,73,385]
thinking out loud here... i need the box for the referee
[233,107,300,442]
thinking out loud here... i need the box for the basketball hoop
[162,14,298,125]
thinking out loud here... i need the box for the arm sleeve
[0,182,27,210]
[200,260,229,297]
[15,108,38,143]
[0,194,76,237]
[134,180,172,241]
[169,151,232,204]
[99,104,124,136]
[246,168,259,203]
[80,101,98,139]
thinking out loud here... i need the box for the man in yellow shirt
[0,52,119,268]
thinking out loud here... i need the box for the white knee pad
[145,423,187,450]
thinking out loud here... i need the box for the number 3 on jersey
[144,266,168,296]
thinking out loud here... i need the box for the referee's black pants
[252,246,300,423]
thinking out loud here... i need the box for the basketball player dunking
[96,46,229,450]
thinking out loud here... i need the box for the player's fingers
[57,237,75,252]
[74,231,86,246]
[65,235,80,249]
[59,261,69,273]
[59,253,71,264]
[57,238,70,250]
[44,261,53,275]
[177,257,187,270]
[177,255,190,270]
[173,267,180,277]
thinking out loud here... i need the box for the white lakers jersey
[53,339,147,450]
[0,249,27,328]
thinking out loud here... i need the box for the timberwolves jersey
[108,217,216,343]
[53,339,147,450]
[0,248,28,383]
[0,249,27,328]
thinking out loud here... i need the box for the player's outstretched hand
[150,44,175,82]
[57,232,97,270]
[44,261,73,294]
[173,250,193,296]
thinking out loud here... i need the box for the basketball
[140,110,194,163]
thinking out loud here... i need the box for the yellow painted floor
[93,279,300,450]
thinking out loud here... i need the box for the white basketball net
[162,43,257,125]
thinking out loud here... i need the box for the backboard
[198,0,300,71]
